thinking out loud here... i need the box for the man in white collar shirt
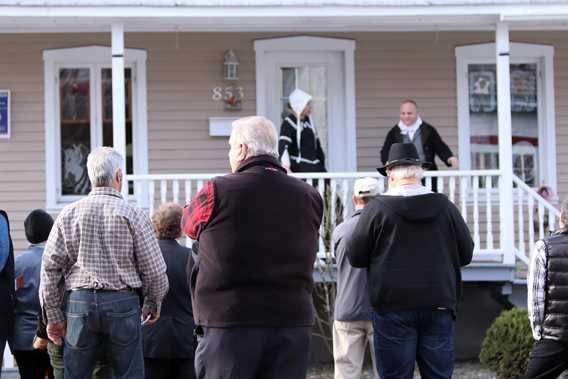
[380,99,458,192]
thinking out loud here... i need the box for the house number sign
[211,86,244,111]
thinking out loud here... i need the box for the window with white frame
[456,43,556,192]
[43,46,148,209]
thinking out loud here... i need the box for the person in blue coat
[10,209,54,379]
[0,209,15,379]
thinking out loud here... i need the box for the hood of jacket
[375,193,447,222]
[289,89,312,115]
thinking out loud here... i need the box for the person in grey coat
[333,178,380,379]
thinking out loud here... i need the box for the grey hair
[388,165,424,180]
[87,146,124,187]
[230,116,278,158]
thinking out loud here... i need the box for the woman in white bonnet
[278,89,326,173]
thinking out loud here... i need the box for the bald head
[399,100,419,127]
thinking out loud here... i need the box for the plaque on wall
[0,90,10,138]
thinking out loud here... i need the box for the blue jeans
[372,309,454,379]
[64,290,143,379]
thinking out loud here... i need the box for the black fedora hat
[377,143,430,176]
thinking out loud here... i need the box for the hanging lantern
[223,50,239,81]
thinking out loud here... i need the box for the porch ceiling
[1,2,568,32]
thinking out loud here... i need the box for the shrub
[479,307,534,379]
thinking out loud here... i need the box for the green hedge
[479,307,534,379]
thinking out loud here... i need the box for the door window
[59,68,92,195]
[281,65,329,156]
[58,66,133,197]
[468,63,539,187]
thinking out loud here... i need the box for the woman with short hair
[143,202,196,379]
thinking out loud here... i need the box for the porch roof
[1,0,568,32]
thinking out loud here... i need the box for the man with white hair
[347,143,473,379]
[333,177,380,379]
[40,146,168,379]
[182,116,323,378]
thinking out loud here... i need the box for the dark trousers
[524,338,568,379]
[47,342,113,379]
[144,357,195,379]
[195,326,311,379]
[13,349,54,379]
[372,309,455,379]
[64,290,143,379]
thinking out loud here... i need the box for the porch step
[313,262,517,283]
[461,263,516,282]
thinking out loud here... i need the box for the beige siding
[1,31,568,251]
[0,33,111,250]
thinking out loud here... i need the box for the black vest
[192,155,323,327]
[543,233,568,340]
[0,210,15,339]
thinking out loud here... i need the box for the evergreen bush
[479,307,533,379]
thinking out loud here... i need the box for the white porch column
[496,22,515,265]
[112,23,127,197]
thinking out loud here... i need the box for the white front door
[262,51,346,172]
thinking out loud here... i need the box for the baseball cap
[353,177,380,198]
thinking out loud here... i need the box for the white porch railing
[127,169,514,262]
[512,176,561,265]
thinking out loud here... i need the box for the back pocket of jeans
[65,312,91,350]
[107,308,139,347]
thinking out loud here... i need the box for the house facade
[2,0,568,361]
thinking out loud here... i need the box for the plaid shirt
[528,240,546,340]
[40,187,168,323]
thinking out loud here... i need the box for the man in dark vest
[0,210,15,378]
[182,115,323,379]
[380,99,458,192]
[525,200,568,378]
[347,143,473,379]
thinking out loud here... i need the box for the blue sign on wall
[0,91,9,138]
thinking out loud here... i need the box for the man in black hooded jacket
[347,143,473,379]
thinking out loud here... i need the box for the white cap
[288,89,312,115]
[353,177,380,198]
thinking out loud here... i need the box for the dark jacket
[143,239,195,359]
[542,232,568,341]
[346,194,473,314]
[0,210,15,339]
[278,114,326,173]
[380,122,454,171]
[191,155,323,327]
